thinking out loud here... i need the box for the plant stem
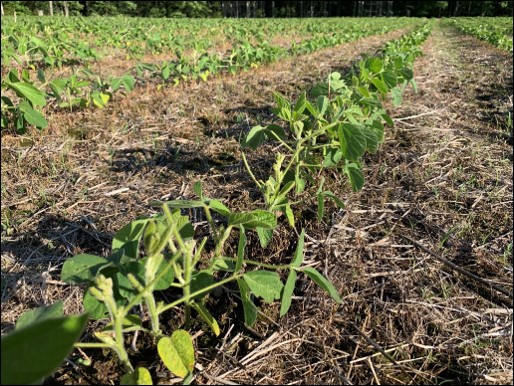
[75,343,113,349]
[203,204,220,243]
[113,312,134,373]
[183,241,194,330]
[104,295,133,373]
[241,152,262,190]
[214,225,233,258]
[144,294,161,335]
[226,257,291,271]
[158,274,242,315]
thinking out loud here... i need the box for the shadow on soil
[109,145,228,174]
[1,215,112,306]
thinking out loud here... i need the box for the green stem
[267,130,294,153]
[241,152,262,190]
[226,257,291,271]
[183,241,193,330]
[203,204,220,244]
[75,343,113,349]
[103,295,133,373]
[158,274,242,315]
[214,225,233,258]
[113,313,133,372]
[144,294,161,335]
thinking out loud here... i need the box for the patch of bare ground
[3,22,509,385]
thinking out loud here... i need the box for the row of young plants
[1,68,136,134]
[445,17,513,53]
[1,18,420,134]
[1,16,418,67]
[1,22,431,385]
[136,20,406,83]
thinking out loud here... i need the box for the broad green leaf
[61,254,110,284]
[228,210,277,230]
[37,69,46,83]
[367,58,383,74]
[382,70,398,88]
[329,72,346,90]
[193,181,204,200]
[18,101,48,128]
[243,125,267,149]
[121,367,153,385]
[273,92,291,112]
[256,227,273,248]
[361,125,380,154]
[243,271,284,304]
[294,92,307,114]
[211,258,236,272]
[190,271,215,299]
[371,78,388,94]
[192,302,221,337]
[16,302,64,330]
[9,82,46,106]
[83,288,108,319]
[278,181,296,199]
[112,218,149,252]
[284,204,295,228]
[236,226,246,272]
[338,123,367,161]
[91,92,110,109]
[410,78,418,92]
[292,230,305,268]
[295,176,306,194]
[371,120,385,143]
[8,70,20,83]
[280,270,297,317]
[121,75,136,91]
[382,112,394,127]
[391,86,403,107]
[16,112,26,133]
[400,67,414,81]
[158,330,195,378]
[357,86,371,98]
[344,163,365,192]
[323,148,343,168]
[237,279,258,326]
[1,314,88,386]
[317,96,329,117]
[267,124,287,141]
[302,267,342,303]
[207,200,231,217]
[162,66,171,80]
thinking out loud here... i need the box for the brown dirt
[1,21,512,385]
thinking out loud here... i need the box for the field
[1,16,513,385]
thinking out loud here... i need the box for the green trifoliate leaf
[243,271,284,304]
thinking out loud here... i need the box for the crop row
[445,17,513,52]
[1,18,421,134]
[2,16,419,68]
[1,22,432,386]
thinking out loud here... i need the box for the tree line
[1,1,513,18]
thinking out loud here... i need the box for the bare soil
[1,21,512,385]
